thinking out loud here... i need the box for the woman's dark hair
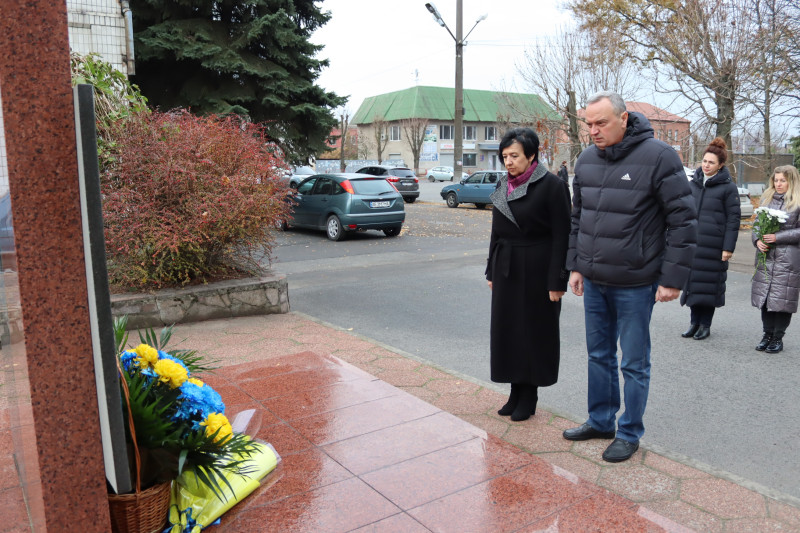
[498,127,539,161]
[704,137,728,165]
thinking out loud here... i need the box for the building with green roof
[351,86,559,174]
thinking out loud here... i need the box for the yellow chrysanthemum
[188,378,204,387]
[133,344,159,370]
[153,359,189,389]
[201,413,232,444]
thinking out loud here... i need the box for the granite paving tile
[642,500,725,532]
[522,494,666,533]
[289,393,440,446]
[322,411,483,475]
[538,452,604,484]
[721,518,797,532]
[644,451,714,479]
[681,478,768,519]
[597,464,680,502]
[236,366,368,402]
[215,477,400,533]
[349,512,432,533]
[370,369,429,387]
[504,421,575,453]
[256,421,314,456]
[362,435,534,510]
[768,500,800,527]
[224,351,333,381]
[234,448,354,508]
[262,378,397,421]
[407,460,595,532]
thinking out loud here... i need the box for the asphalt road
[268,190,800,501]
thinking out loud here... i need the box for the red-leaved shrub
[102,110,290,289]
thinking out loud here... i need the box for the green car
[282,173,405,241]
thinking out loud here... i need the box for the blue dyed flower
[174,381,226,429]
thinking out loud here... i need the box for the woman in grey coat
[751,165,800,353]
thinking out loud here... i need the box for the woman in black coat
[680,138,741,340]
[486,128,571,421]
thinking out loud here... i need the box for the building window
[439,125,454,140]
[485,126,497,141]
[464,126,476,140]
[390,126,401,141]
[463,153,477,167]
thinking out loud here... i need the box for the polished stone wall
[0,1,111,530]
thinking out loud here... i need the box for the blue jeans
[584,279,657,443]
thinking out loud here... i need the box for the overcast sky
[310,0,575,113]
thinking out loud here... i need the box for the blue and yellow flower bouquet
[113,317,278,532]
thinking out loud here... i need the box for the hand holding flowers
[752,206,788,278]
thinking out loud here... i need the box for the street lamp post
[424,1,486,180]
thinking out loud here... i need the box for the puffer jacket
[567,112,697,288]
[680,166,740,307]
[751,194,800,313]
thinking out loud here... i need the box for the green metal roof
[351,86,559,124]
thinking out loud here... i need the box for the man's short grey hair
[587,91,627,116]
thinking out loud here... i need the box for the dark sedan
[355,165,420,203]
[281,173,405,241]
[440,170,504,209]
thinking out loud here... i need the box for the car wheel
[326,215,345,241]
[276,218,289,230]
[474,203,486,209]
[428,176,435,182]
[446,192,459,208]
[383,226,401,237]
[405,197,416,203]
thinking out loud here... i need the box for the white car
[426,166,469,182]
[738,187,754,218]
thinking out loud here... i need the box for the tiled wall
[67,0,128,74]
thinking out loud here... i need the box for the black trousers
[690,305,716,327]
[761,307,793,336]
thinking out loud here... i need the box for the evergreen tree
[130,0,346,163]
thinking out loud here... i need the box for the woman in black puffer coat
[680,138,741,340]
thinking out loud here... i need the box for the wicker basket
[108,480,171,533]
[108,357,171,533]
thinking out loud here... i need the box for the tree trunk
[567,90,581,166]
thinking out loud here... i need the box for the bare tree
[339,112,349,172]
[401,118,430,175]
[568,0,758,165]
[742,0,799,172]
[514,27,644,166]
[372,115,389,164]
[358,136,373,160]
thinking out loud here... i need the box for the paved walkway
[3,311,800,532]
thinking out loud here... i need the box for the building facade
[351,86,560,174]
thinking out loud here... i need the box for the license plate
[370,201,390,208]
[402,180,413,186]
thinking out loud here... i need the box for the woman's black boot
[681,324,700,338]
[497,383,520,416]
[766,333,784,354]
[693,325,710,340]
[755,332,772,351]
[510,385,538,422]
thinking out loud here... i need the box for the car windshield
[351,179,396,195]
[389,168,415,177]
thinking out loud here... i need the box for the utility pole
[424,2,486,180]
[454,0,463,180]
[339,112,349,173]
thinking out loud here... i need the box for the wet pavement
[3,310,800,531]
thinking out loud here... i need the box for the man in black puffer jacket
[562,92,697,463]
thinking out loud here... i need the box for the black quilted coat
[680,167,740,307]
[567,112,697,288]
[751,194,800,313]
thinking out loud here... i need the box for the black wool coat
[681,167,740,308]
[486,164,571,386]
